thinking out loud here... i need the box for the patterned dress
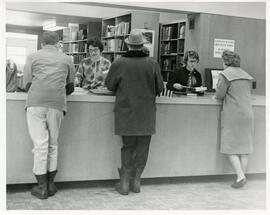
[75,56,111,89]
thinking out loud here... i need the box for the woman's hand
[173,83,183,90]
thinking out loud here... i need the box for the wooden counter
[6,92,266,184]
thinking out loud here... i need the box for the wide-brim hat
[125,29,147,45]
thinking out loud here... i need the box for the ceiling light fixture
[43,20,68,31]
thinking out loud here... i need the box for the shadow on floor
[7,173,265,192]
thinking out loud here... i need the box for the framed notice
[214,38,235,58]
[139,29,155,57]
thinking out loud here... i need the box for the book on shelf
[63,24,80,41]
[115,39,122,52]
[104,22,130,37]
[103,38,128,52]
[115,22,130,35]
[103,39,114,52]
[161,43,177,55]
[161,58,176,71]
[178,40,185,53]
[179,24,185,39]
[162,26,178,40]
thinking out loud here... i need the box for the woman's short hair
[184,50,199,64]
[87,39,104,52]
[222,50,241,67]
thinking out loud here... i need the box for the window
[6,46,27,69]
[6,32,38,72]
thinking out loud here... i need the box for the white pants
[26,107,63,175]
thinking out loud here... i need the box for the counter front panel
[6,92,266,184]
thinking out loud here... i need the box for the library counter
[6,92,265,184]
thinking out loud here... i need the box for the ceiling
[6,1,265,28]
[6,10,102,27]
[5,2,185,28]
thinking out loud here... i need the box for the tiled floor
[6,174,266,210]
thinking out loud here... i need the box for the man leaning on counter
[23,31,75,199]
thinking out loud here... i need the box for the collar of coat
[123,50,148,58]
[183,66,199,75]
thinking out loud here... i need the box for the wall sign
[214,39,235,58]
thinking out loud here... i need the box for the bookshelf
[101,11,159,62]
[159,21,186,81]
[58,22,102,67]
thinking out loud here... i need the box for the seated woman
[6,59,18,92]
[75,39,111,89]
[166,50,203,95]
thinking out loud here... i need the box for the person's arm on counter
[105,61,121,92]
[215,74,230,100]
[74,60,84,87]
[66,58,76,95]
[23,54,33,92]
[166,69,185,92]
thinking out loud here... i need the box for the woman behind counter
[215,50,254,188]
[166,50,202,94]
[75,39,111,89]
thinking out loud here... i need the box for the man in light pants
[23,31,75,199]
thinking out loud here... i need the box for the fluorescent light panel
[43,20,68,31]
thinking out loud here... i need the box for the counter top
[6,91,265,106]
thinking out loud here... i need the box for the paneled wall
[185,14,266,95]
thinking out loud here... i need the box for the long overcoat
[105,50,164,136]
[215,67,254,154]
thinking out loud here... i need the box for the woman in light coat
[215,50,254,188]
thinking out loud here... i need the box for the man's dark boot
[115,168,132,195]
[47,170,58,196]
[130,168,144,193]
[31,174,48,199]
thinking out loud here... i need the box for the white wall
[159,13,187,24]
[103,1,266,20]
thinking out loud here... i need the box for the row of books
[61,43,87,53]
[104,22,130,37]
[63,24,87,41]
[161,59,176,71]
[160,43,177,55]
[115,22,130,36]
[178,40,185,53]
[161,24,186,40]
[161,26,178,40]
[103,38,128,52]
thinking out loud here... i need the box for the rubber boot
[31,174,48,199]
[130,168,144,193]
[47,170,58,196]
[115,168,132,195]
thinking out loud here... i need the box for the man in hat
[105,29,164,195]
[23,31,75,199]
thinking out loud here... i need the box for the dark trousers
[121,135,151,170]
